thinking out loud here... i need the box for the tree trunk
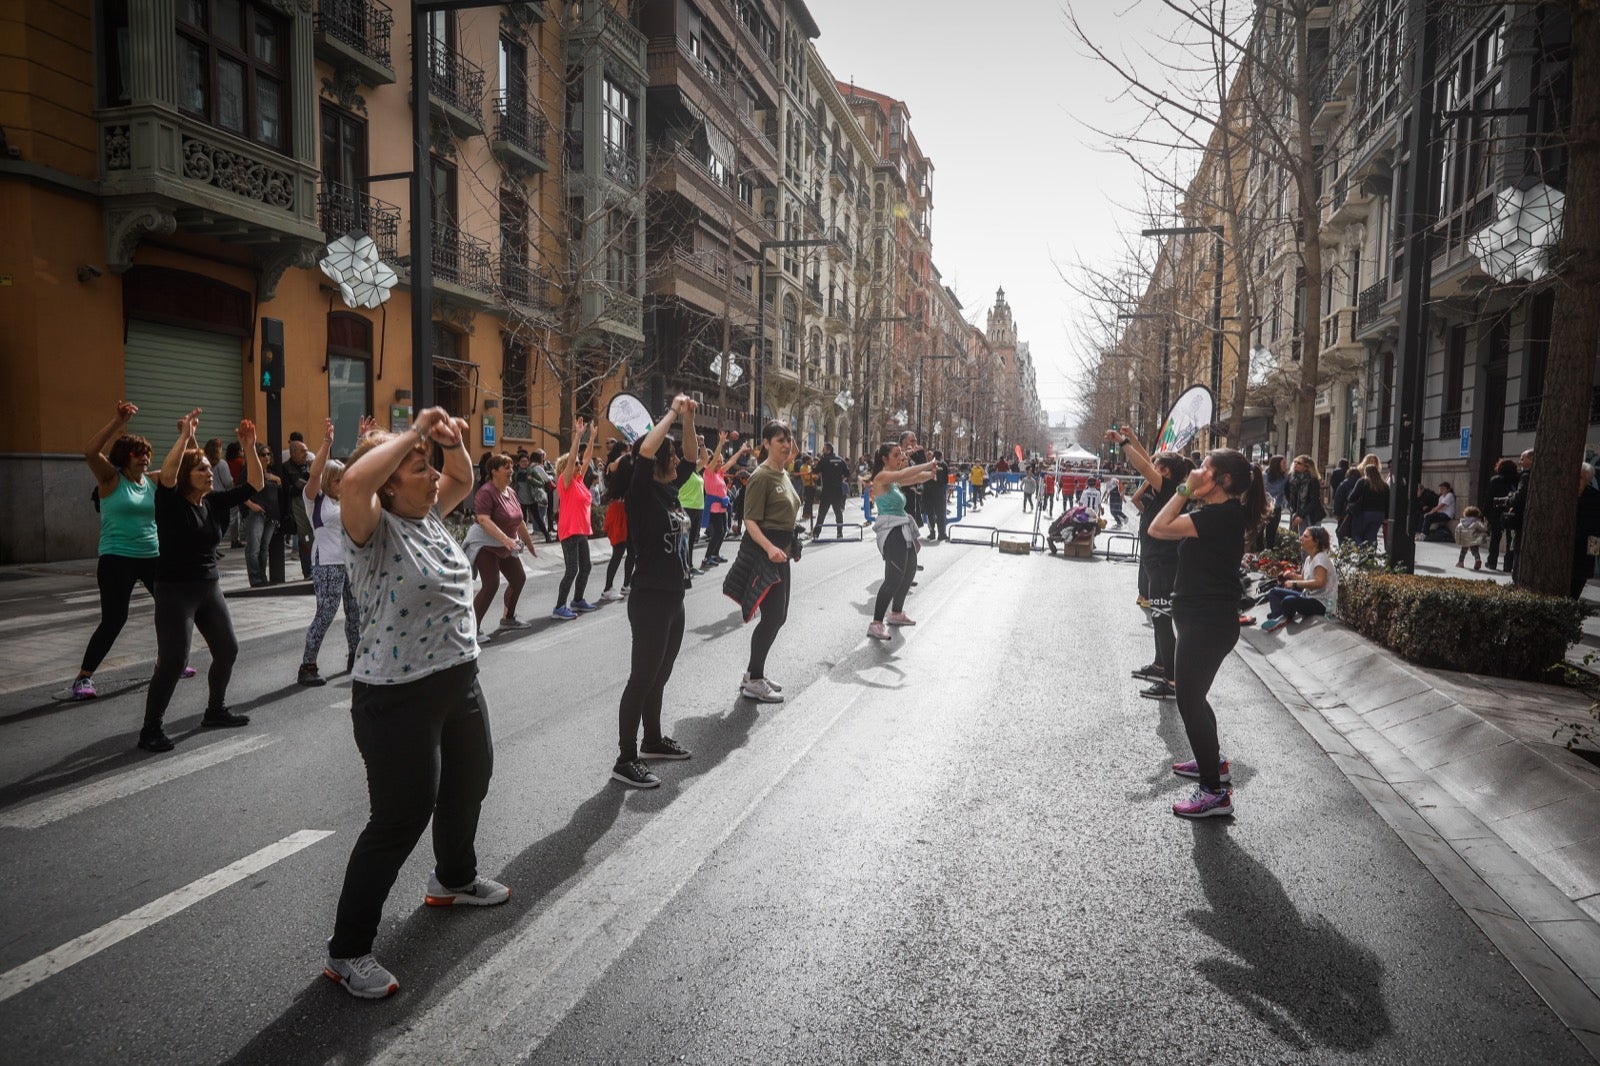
[1518,1,1600,598]
[1293,16,1324,459]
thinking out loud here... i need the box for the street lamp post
[754,238,833,428]
[1140,224,1226,406]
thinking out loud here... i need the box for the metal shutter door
[123,322,246,445]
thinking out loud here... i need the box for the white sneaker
[424,870,511,907]
[886,611,917,626]
[600,589,624,602]
[740,671,782,693]
[739,676,784,703]
[323,951,399,999]
[867,621,891,640]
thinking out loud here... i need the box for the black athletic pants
[604,542,633,591]
[81,553,157,674]
[329,660,493,958]
[747,532,792,680]
[705,510,728,562]
[143,578,238,733]
[557,535,591,606]
[813,491,846,537]
[618,587,686,761]
[1146,554,1177,678]
[1171,605,1238,792]
[873,527,918,622]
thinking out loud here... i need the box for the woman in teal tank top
[73,400,163,700]
[866,441,937,641]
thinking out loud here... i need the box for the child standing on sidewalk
[1455,505,1488,571]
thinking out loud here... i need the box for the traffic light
[260,318,285,392]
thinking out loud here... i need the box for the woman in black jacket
[1344,461,1390,548]
[1284,455,1324,534]
[1485,458,1520,571]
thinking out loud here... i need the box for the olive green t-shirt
[742,464,801,531]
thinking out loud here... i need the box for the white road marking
[0,734,280,830]
[0,829,334,1003]
[370,551,980,1065]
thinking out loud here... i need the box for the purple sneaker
[70,677,97,700]
[1173,785,1234,819]
[1172,758,1232,783]
[180,666,198,679]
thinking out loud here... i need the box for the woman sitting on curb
[1259,526,1338,632]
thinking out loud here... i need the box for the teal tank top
[99,475,160,558]
[875,483,907,517]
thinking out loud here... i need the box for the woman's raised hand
[358,414,378,437]
[177,408,202,438]
[236,419,257,450]
[322,417,336,443]
[116,400,139,423]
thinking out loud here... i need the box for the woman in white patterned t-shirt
[320,406,509,1001]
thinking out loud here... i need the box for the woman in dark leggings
[73,400,160,700]
[551,407,602,620]
[1108,427,1192,700]
[865,441,936,641]
[736,421,802,703]
[469,453,537,637]
[139,409,264,752]
[600,442,634,602]
[701,432,748,568]
[611,394,700,788]
[1148,448,1267,819]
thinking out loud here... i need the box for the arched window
[781,294,798,371]
[826,338,837,378]
[807,327,822,372]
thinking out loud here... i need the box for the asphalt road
[0,492,1587,1065]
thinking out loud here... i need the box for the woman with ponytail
[1149,448,1267,819]
[727,420,801,703]
[865,441,937,640]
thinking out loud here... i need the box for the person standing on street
[812,442,852,538]
[324,406,507,1000]
[899,431,926,529]
[283,438,314,579]
[1486,458,1520,571]
[466,453,537,637]
[866,441,937,640]
[925,450,951,542]
[1149,448,1268,819]
[735,421,802,703]
[552,408,602,620]
[1108,428,1190,701]
[138,410,263,752]
[702,432,749,566]
[240,442,282,587]
[612,394,700,788]
[72,401,161,700]
[298,417,365,686]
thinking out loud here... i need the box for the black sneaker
[137,730,175,753]
[298,663,327,687]
[640,736,692,761]
[1131,663,1166,682]
[611,759,661,788]
[1138,682,1177,701]
[201,707,251,728]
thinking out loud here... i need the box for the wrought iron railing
[1518,396,1542,432]
[492,90,550,160]
[499,258,554,311]
[604,143,639,185]
[316,0,393,67]
[421,37,485,121]
[431,221,492,291]
[1374,424,1392,447]
[1356,280,1388,329]
[317,182,400,260]
[1438,411,1462,438]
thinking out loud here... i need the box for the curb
[1235,621,1600,1059]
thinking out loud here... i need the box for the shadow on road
[1186,825,1392,1052]
[1126,707,1258,803]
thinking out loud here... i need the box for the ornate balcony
[1355,280,1395,335]
[428,221,493,299]
[416,38,485,137]
[313,0,395,85]
[499,257,556,319]
[585,279,644,342]
[317,182,400,260]
[605,143,640,186]
[491,90,551,173]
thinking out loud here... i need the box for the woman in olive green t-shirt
[736,420,801,703]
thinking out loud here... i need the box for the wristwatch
[1176,483,1192,497]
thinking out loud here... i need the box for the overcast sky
[804,0,1176,428]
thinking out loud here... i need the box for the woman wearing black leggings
[139,409,264,752]
[611,394,700,788]
[600,442,634,602]
[1148,448,1267,819]
[736,421,802,703]
[865,441,936,641]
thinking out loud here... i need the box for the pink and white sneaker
[1172,757,1232,783]
[885,611,916,626]
[1173,786,1234,819]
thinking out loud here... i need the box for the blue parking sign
[1460,425,1471,458]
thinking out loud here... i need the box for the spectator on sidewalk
[1573,463,1600,599]
[529,449,556,542]
[283,437,314,579]
[1455,506,1488,571]
[1260,526,1338,632]
[1345,461,1390,548]
[1259,455,1288,551]
[241,443,282,587]
[1421,482,1457,541]
[1021,469,1037,512]
[1331,461,1357,539]
[1285,455,1325,534]
[72,401,160,701]
[1486,458,1520,571]
[1504,450,1535,577]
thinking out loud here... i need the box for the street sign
[483,415,497,448]
[1460,425,1471,458]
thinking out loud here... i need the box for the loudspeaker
[260,317,285,392]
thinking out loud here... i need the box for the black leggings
[329,660,493,958]
[81,553,157,674]
[604,541,633,591]
[747,532,791,680]
[684,508,702,554]
[618,587,686,760]
[1171,606,1240,792]
[1145,555,1177,678]
[813,492,846,536]
[472,551,525,625]
[705,510,728,562]
[143,578,238,732]
[873,526,918,622]
[557,536,591,606]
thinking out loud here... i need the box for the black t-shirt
[627,456,691,593]
[1138,480,1179,559]
[817,453,850,495]
[155,482,258,582]
[1173,497,1246,611]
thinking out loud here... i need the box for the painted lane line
[370,549,983,1065]
[0,734,280,830]
[0,829,334,1004]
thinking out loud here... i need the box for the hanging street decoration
[319,233,398,309]
[709,352,743,386]
[1467,183,1564,284]
[835,388,853,411]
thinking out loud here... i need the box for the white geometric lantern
[1468,183,1565,284]
[320,233,398,309]
[709,352,744,386]
[893,409,908,425]
[835,388,853,411]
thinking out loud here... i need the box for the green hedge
[1338,572,1586,682]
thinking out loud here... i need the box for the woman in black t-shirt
[139,409,264,752]
[1108,428,1192,697]
[611,394,700,789]
[1149,448,1267,819]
